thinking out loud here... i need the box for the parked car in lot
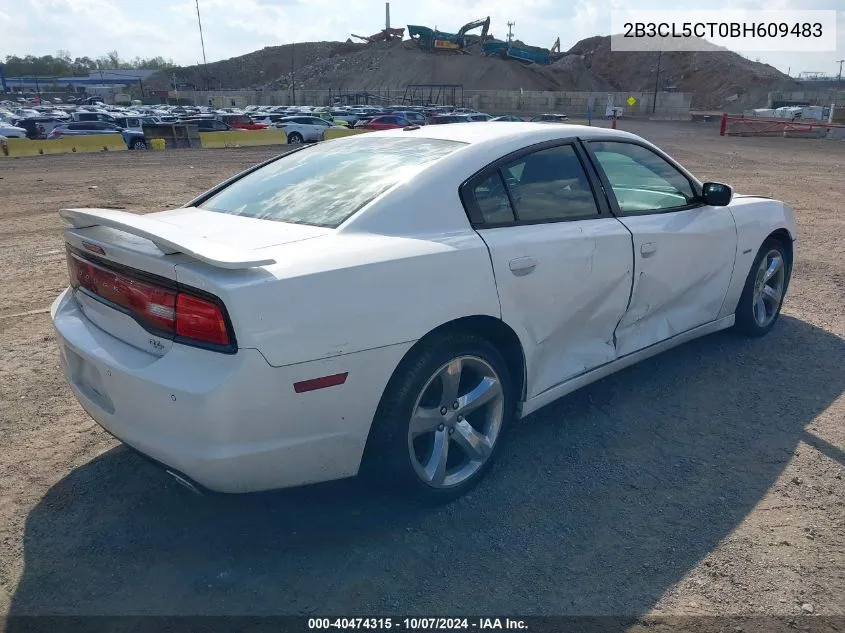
[490,115,524,122]
[111,115,157,133]
[219,114,269,130]
[275,116,345,143]
[390,110,427,125]
[426,114,473,125]
[355,114,411,130]
[50,123,796,502]
[48,121,149,149]
[11,116,65,139]
[0,122,27,138]
[328,110,361,126]
[181,118,235,132]
[71,111,118,124]
[251,113,291,126]
[530,113,569,122]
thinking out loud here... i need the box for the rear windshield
[198,136,466,228]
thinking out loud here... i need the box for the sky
[0,0,842,77]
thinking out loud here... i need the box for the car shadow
[8,316,845,616]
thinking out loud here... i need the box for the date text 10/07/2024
[307,618,529,630]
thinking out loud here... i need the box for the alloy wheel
[406,356,505,489]
[752,249,786,327]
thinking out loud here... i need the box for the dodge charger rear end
[51,134,497,495]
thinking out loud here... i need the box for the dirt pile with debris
[269,40,614,92]
[568,35,802,109]
[148,34,800,108]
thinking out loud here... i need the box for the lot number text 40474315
[307,618,529,630]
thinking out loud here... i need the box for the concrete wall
[178,89,693,120]
[768,89,845,108]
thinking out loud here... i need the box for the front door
[464,142,635,399]
[584,139,738,357]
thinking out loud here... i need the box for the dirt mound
[272,41,614,92]
[147,34,798,108]
[145,41,365,91]
[568,35,801,109]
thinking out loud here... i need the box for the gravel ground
[0,122,843,624]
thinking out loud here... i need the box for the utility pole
[652,45,662,114]
[291,42,296,105]
[837,59,845,87]
[506,21,515,46]
[195,0,209,91]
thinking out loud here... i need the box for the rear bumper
[51,288,411,493]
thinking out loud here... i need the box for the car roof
[362,121,642,145]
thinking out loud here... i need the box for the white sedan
[0,122,27,138]
[51,123,796,502]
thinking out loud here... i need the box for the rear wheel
[363,333,515,504]
[287,132,303,144]
[735,239,790,337]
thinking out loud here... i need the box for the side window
[588,141,696,214]
[472,172,516,225]
[500,144,600,222]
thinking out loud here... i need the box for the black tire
[734,238,791,337]
[131,138,148,150]
[287,132,303,144]
[362,332,516,504]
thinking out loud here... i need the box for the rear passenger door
[462,142,635,399]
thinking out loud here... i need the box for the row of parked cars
[241,106,572,143]
[0,98,573,148]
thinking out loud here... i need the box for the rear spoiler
[60,208,277,270]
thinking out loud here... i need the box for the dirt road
[1,124,843,622]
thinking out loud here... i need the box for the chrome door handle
[640,242,657,258]
[509,257,537,276]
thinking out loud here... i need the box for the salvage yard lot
[0,122,843,619]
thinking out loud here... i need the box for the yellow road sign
[627,96,637,106]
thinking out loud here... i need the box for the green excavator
[407,17,491,52]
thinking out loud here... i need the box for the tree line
[2,51,176,77]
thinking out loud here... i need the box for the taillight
[67,249,233,351]
[175,293,229,346]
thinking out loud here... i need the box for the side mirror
[702,182,732,206]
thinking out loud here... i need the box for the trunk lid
[61,207,331,355]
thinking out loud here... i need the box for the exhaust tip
[165,469,204,496]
